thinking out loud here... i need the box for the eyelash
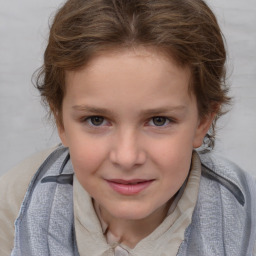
[83,116,109,127]
[81,115,175,128]
[147,117,173,127]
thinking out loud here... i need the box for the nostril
[109,147,146,168]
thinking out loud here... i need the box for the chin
[109,203,154,221]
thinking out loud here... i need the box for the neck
[99,200,172,248]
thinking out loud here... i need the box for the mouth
[105,179,155,195]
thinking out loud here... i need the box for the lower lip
[106,180,154,195]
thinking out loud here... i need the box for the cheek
[149,135,193,178]
[69,144,107,197]
[69,138,108,179]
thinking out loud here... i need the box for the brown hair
[35,0,230,150]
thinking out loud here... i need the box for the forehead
[64,48,194,112]
[66,47,191,87]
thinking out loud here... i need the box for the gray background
[0,0,255,176]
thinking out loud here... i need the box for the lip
[106,179,154,195]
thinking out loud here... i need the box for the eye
[86,116,106,126]
[149,116,170,127]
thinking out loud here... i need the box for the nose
[109,129,146,170]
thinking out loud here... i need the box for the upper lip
[106,179,154,184]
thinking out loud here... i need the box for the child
[1,0,256,255]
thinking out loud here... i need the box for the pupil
[91,116,104,126]
[153,117,166,126]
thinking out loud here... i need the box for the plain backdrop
[0,0,255,176]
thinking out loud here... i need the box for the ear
[193,112,216,148]
[52,108,69,147]
[57,122,69,147]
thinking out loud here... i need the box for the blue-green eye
[149,117,170,126]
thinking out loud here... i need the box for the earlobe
[193,113,215,148]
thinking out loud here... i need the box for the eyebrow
[72,105,186,116]
[139,106,187,116]
[72,105,114,115]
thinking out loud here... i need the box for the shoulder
[0,145,59,255]
[198,151,255,190]
[0,145,60,209]
[200,151,256,253]
[198,152,256,205]
[192,151,256,254]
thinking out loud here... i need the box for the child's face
[59,48,212,221]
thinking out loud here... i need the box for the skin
[58,47,214,247]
